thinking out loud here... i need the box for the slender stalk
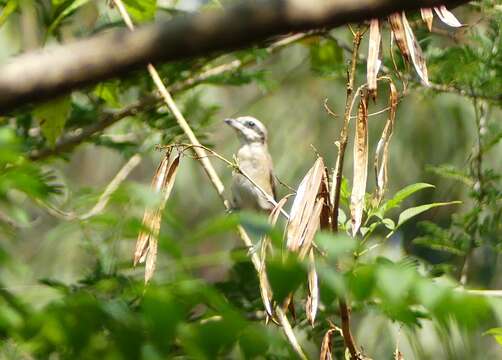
[331,30,362,232]
[112,2,306,358]
[326,29,365,360]
[459,98,486,285]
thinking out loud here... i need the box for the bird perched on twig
[225,116,276,212]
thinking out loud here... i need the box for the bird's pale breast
[232,143,274,211]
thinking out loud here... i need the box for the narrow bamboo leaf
[396,201,461,228]
[350,94,369,237]
[402,12,429,85]
[367,19,381,98]
[382,183,435,215]
[421,8,434,31]
[434,6,463,28]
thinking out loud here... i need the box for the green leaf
[94,82,120,108]
[0,0,18,27]
[309,38,344,77]
[34,96,71,147]
[484,328,502,346]
[48,0,91,34]
[382,218,395,230]
[381,183,435,215]
[396,201,461,229]
[122,0,157,23]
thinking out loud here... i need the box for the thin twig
[38,153,141,220]
[328,28,364,360]
[112,2,305,357]
[162,143,290,220]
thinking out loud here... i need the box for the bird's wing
[270,171,277,201]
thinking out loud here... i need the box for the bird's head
[224,116,268,144]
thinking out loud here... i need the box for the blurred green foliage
[0,1,500,359]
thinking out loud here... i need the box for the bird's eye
[246,121,255,128]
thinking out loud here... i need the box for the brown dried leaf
[259,194,291,316]
[402,12,429,85]
[374,81,398,203]
[320,328,336,360]
[388,13,410,62]
[287,157,325,252]
[298,198,324,259]
[434,6,463,28]
[421,8,434,32]
[367,19,381,98]
[389,12,429,85]
[350,92,369,237]
[306,249,318,327]
[135,153,180,284]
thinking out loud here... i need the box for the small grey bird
[225,116,276,212]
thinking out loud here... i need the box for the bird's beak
[224,118,236,126]
[224,118,242,131]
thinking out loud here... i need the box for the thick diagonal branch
[0,0,468,112]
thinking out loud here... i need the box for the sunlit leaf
[0,0,17,27]
[48,0,91,33]
[122,0,157,22]
[34,96,71,147]
[381,183,435,215]
[396,201,461,228]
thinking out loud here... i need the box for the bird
[224,116,276,212]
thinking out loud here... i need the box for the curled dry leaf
[298,198,324,259]
[135,152,180,284]
[388,13,410,62]
[306,249,318,327]
[287,157,325,252]
[401,12,429,85]
[320,328,336,360]
[374,81,398,203]
[389,12,429,85]
[434,6,463,28]
[259,195,291,317]
[350,92,369,237]
[421,8,434,32]
[367,19,381,99]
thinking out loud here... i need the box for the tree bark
[0,0,468,112]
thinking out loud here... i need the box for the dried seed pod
[350,91,369,237]
[421,8,434,31]
[367,19,382,99]
[135,151,180,283]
